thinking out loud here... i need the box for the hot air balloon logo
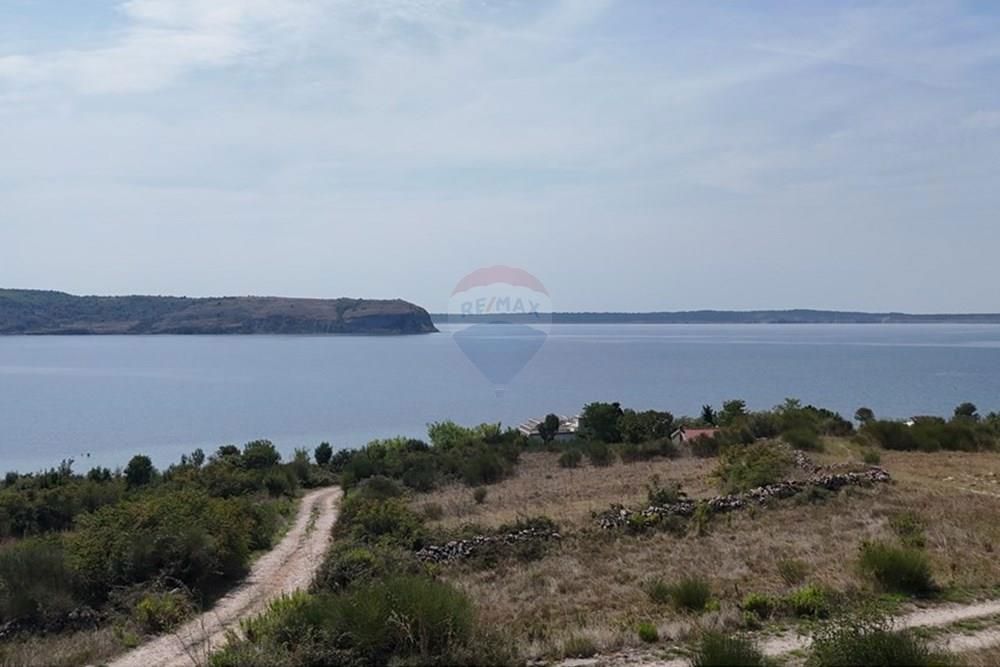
[447,266,552,396]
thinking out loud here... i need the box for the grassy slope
[411,444,1000,660]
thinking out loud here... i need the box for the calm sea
[2,323,1000,472]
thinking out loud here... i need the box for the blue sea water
[2,323,1000,472]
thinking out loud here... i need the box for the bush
[862,448,882,465]
[134,591,192,633]
[806,611,950,667]
[561,635,598,659]
[637,621,659,643]
[242,440,282,469]
[0,537,80,624]
[783,428,822,451]
[690,435,721,458]
[586,441,615,467]
[217,575,477,666]
[668,576,712,612]
[558,449,583,469]
[858,541,934,594]
[124,455,156,488]
[741,592,778,620]
[314,442,333,466]
[345,498,425,549]
[715,442,793,494]
[646,476,684,506]
[473,487,488,504]
[777,558,809,586]
[692,632,771,667]
[645,578,672,605]
[422,503,444,521]
[889,512,926,548]
[786,584,831,618]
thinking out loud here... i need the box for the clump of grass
[741,592,778,620]
[422,502,445,520]
[889,511,926,548]
[645,578,672,605]
[637,622,659,643]
[786,584,832,619]
[862,448,882,465]
[668,575,713,612]
[692,631,772,667]
[806,610,953,667]
[858,541,934,595]
[777,558,809,586]
[585,441,616,467]
[646,474,684,506]
[561,635,598,659]
[473,488,488,505]
[558,449,583,469]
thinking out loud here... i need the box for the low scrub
[667,575,713,612]
[692,632,772,667]
[133,591,192,634]
[714,442,794,494]
[212,575,509,667]
[806,611,954,667]
[858,541,934,595]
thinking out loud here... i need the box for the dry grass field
[412,444,1000,659]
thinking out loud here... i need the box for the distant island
[0,289,437,335]
[432,309,1000,324]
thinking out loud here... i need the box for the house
[518,415,580,442]
[670,426,721,444]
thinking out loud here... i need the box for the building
[517,415,580,442]
[670,426,721,444]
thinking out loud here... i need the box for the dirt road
[105,486,342,667]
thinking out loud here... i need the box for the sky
[1,0,999,313]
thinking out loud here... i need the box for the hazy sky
[2,1,999,312]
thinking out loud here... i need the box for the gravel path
[559,598,1000,667]
[104,486,342,667]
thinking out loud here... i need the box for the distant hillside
[0,290,437,335]
[431,309,1000,324]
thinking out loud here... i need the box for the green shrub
[692,632,771,667]
[645,578,672,605]
[741,592,778,620]
[858,541,934,594]
[786,584,832,618]
[473,487,488,505]
[558,449,583,469]
[888,512,927,548]
[862,448,882,465]
[777,558,809,586]
[646,475,684,506]
[586,441,615,467]
[806,611,951,667]
[68,491,255,600]
[715,442,794,494]
[0,537,79,623]
[668,576,712,612]
[783,428,822,451]
[346,498,425,549]
[637,621,659,643]
[690,435,721,458]
[134,591,192,633]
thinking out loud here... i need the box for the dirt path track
[104,486,342,667]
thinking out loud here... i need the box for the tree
[579,402,624,442]
[719,399,748,426]
[242,440,281,469]
[701,405,717,426]
[315,442,333,466]
[537,414,561,444]
[855,407,875,425]
[619,409,675,444]
[954,402,979,421]
[124,455,155,488]
[190,448,205,467]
